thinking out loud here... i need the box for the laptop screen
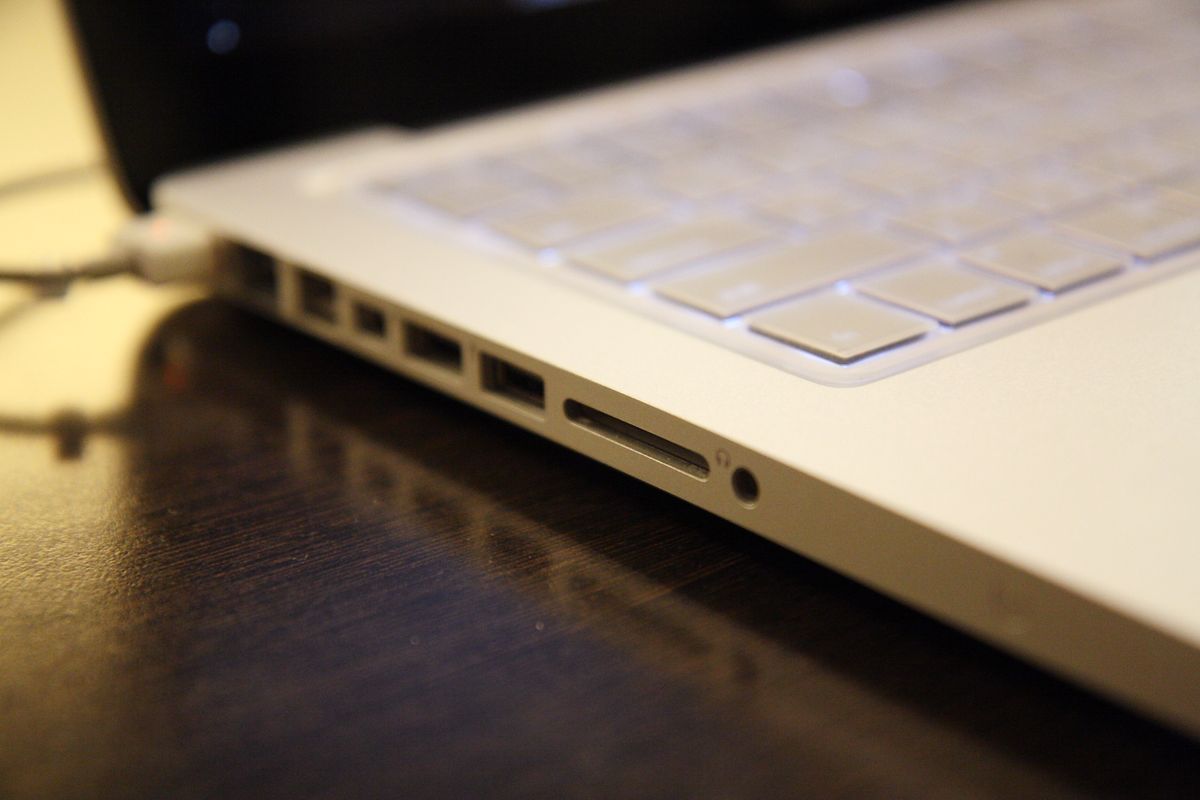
[67,0,942,207]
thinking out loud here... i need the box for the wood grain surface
[2,300,1198,800]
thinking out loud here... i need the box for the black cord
[0,410,130,460]
[0,161,134,295]
[0,256,133,296]
[0,161,106,203]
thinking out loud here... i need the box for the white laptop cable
[0,165,215,460]
[0,212,215,297]
[1,162,215,296]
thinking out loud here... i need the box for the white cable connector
[0,212,216,295]
[113,213,216,284]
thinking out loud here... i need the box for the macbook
[68,0,1200,736]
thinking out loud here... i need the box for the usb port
[353,301,387,338]
[481,354,545,411]
[223,242,277,304]
[297,269,336,323]
[404,322,463,373]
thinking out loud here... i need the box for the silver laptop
[70,0,1200,735]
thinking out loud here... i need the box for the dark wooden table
[2,298,1198,799]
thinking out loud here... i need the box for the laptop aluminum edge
[143,0,1200,736]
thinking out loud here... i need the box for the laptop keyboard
[367,0,1200,384]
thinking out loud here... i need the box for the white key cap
[998,53,1103,100]
[938,119,1069,167]
[750,182,881,229]
[655,230,924,318]
[504,140,633,187]
[1055,190,1200,260]
[857,261,1035,325]
[1074,133,1198,183]
[1021,10,1123,50]
[988,163,1122,213]
[917,77,1030,123]
[947,29,1033,72]
[843,148,974,198]
[397,163,533,217]
[961,232,1123,292]
[490,192,666,249]
[1030,91,1136,146]
[834,109,946,149]
[787,69,892,111]
[750,292,934,363]
[570,217,775,282]
[606,115,721,161]
[742,130,864,173]
[867,46,963,92]
[693,93,818,135]
[886,195,1027,245]
[1163,172,1200,202]
[1149,120,1200,163]
[653,152,767,201]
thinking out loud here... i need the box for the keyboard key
[938,119,1069,167]
[1148,117,1200,161]
[569,216,774,282]
[882,47,971,91]
[961,232,1123,292]
[655,230,924,318]
[1074,134,1198,183]
[1055,190,1200,260]
[834,109,946,148]
[653,152,767,201]
[998,53,1103,100]
[1021,9,1125,50]
[489,191,666,249]
[742,130,864,173]
[1163,172,1200,202]
[750,292,934,363]
[750,182,881,229]
[396,163,535,217]
[1031,91,1139,145]
[776,76,870,114]
[988,163,1122,213]
[947,29,1032,72]
[504,140,633,187]
[857,261,1035,325]
[843,148,974,198]
[940,75,1036,120]
[606,115,721,161]
[693,93,818,134]
[887,195,1027,245]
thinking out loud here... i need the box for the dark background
[66,0,945,207]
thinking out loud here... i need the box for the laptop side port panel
[206,242,761,517]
